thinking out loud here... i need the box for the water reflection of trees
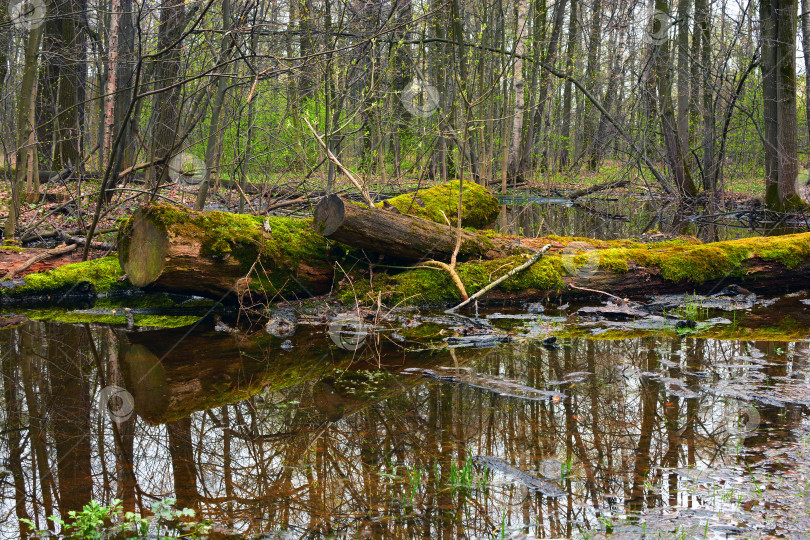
[0,321,807,537]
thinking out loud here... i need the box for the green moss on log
[338,232,810,306]
[337,254,567,306]
[379,180,499,228]
[596,232,810,283]
[119,203,335,296]
[2,256,128,299]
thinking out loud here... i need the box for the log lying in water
[335,232,810,306]
[313,194,514,262]
[118,203,335,298]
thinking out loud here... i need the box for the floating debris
[473,456,566,497]
[421,367,564,402]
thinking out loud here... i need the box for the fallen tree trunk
[568,178,629,199]
[335,232,810,306]
[118,203,335,298]
[115,180,501,298]
[313,194,513,262]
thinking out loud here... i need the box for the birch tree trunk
[505,0,529,181]
[802,0,810,165]
[103,0,121,162]
[559,0,578,168]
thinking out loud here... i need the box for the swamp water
[2,201,810,539]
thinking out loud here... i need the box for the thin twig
[445,244,551,313]
[302,117,376,209]
[567,283,624,302]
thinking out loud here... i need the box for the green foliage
[21,498,210,539]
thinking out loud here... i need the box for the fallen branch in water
[568,179,630,199]
[567,283,624,303]
[446,244,552,313]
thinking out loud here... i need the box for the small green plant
[21,497,211,539]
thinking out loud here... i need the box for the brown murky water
[3,311,810,538]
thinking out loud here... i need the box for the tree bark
[761,0,803,209]
[118,204,335,297]
[802,0,810,164]
[313,195,513,262]
[559,0,578,168]
[650,0,698,198]
[195,0,233,210]
[5,20,45,239]
[147,0,186,188]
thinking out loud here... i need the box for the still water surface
[2,317,810,538]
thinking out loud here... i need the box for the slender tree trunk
[802,0,810,164]
[559,0,578,169]
[650,0,697,198]
[54,0,86,169]
[5,21,45,239]
[676,0,692,147]
[148,0,186,188]
[195,0,233,210]
[761,0,780,207]
[697,0,716,196]
[103,0,121,162]
[523,0,567,172]
[506,0,529,181]
[582,0,602,170]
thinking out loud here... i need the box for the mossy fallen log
[118,203,335,298]
[376,179,500,228]
[0,256,130,305]
[314,194,514,262]
[336,232,810,306]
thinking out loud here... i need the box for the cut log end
[313,194,346,236]
[119,213,168,288]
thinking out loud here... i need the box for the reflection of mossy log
[338,232,810,306]
[118,203,335,298]
[119,326,342,424]
[314,195,513,261]
[377,180,499,228]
